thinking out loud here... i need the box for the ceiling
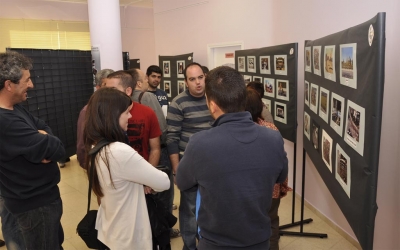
[25,0,153,8]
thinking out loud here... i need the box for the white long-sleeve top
[95,142,170,250]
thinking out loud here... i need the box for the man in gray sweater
[176,66,288,250]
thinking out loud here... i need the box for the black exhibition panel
[9,48,94,158]
[303,13,385,250]
[235,43,298,143]
[122,52,130,70]
[129,58,140,69]
[158,52,193,101]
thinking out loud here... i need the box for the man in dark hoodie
[0,51,66,249]
[176,66,288,249]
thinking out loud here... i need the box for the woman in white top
[83,88,170,249]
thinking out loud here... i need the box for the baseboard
[294,193,362,250]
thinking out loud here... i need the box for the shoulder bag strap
[138,91,145,104]
[86,139,110,213]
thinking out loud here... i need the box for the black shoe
[0,239,5,247]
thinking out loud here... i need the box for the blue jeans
[179,190,197,250]
[14,197,64,250]
[0,196,25,250]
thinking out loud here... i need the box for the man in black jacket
[0,51,66,249]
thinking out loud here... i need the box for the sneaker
[170,228,181,238]
[172,204,177,210]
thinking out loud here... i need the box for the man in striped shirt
[166,62,213,250]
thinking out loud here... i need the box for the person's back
[176,66,288,249]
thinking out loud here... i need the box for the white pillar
[87,0,123,70]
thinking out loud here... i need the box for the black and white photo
[344,100,365,156]
[260,56,271,74]
[330,92,345,136]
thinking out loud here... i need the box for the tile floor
[0,155,360,249]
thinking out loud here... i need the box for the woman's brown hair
[245,88,264,122]
[83,88,132,197]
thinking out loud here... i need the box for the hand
[41,159,51,164]
[38,130,48,135]
[144,186,153,194]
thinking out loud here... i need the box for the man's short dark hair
[183,62,203,80]
[201,66,209,74]
[0,51,32,90]
[125,69,140,88]
[205,66,246,113]
[146,65,162,77]
[246,81,264,98]
[107,70,135,93]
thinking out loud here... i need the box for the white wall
[0,0,156,71]
[153,1,400,249]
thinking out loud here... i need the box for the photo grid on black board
[235,43,298,143]
[302,13,386,250]
[159,53,193,101]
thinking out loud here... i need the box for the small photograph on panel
[163,61,171,78]
[312,120,320,151]
[238,56,246,72]
[276,80,289,101]
[177,80,185,94]
[304,81,310,106]
[243,75,252,85]
[310,83,319,114]
[304,111,311,140]
[344,100,365,156]
[274,55,288,75]
[340,43,357,89]
[335,144,351,198]
[164,80,171,97]
[330,92,345,136]
[274,101,287,124]
[253,76,262,83]
[319,87,329,123]
[260,56,271,74]
[313,46,321,76]
[247,56,256,73]
[324,45,336,82]
[177,60,185,78]
[262,98,272,113]
[322,129,333,172]
[305,47,312,72]
[264,78,275,98]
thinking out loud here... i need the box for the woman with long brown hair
[83,88,170,249]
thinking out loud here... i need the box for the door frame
[207,41,244,69]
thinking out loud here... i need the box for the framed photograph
[319,87,329,123]
[276,80,289,101]
[243,75,252,85]
[340,43,357,89]
[304,81,310,106]
[274,101,287,124]
[177,80,185,94]
[344,100,365,156]
[163,80,171,97]
[310,83,319,114]
[274,55,287,75]
[324,45,336,82]
[321,129,333,173]
[262,98,272,113]
[253,76,262,83]
[163,61,171,78]
[330,92,345,136]
[305,47,312,72]
[260,56,271,74]
[247,56,256,73]
[264,78,275,98]
[335,143,351,198]
[304,111,311,140]
[177,60,185,78]
[238,56,246,72]
[313,46,321,76]
[312,120,320,151]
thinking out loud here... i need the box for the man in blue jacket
[0,51,66,249]
[176,66,288,249]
